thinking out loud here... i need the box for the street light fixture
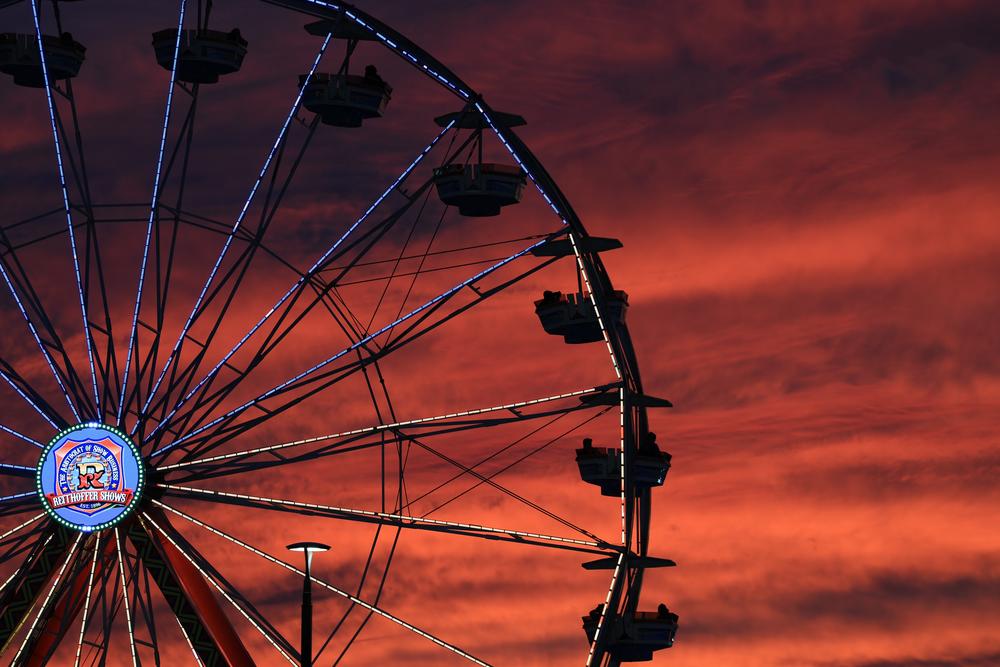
[287,542,330,667]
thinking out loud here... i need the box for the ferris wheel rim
[0,0,663,664]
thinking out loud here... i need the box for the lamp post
[286,542,330,667]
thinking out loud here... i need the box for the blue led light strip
[0,263,74,424]
[153,238,545,457]
[136,33,333,436]
[309,0,626,388]
[295,1,626,392]
[118,0,188,425]
[0,424,43,448]
[145,123,455,442]
[0,463,35,473]
[296,0,473,100]
[29,0,100,414]
[0,491,35,503]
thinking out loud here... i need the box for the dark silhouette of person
[364,64,385,86]
[589,604,604,619]
[582,437,594,451]
[641,432,661,456]
[540,290,563,305]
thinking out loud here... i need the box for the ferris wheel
[0,0,678,664]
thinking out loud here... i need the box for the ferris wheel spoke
[140,124,457,448]
[131,102,317,442]
[124,512,257,665]
[0,492,38,521]
[397,407,587,515]
[476,109,627,386]
[0,512,43,542]
[0,424,44,449]
[113,528,140,667]
[585,554,625,667]
[131,549,167,665]
[147,187,432,450]
[0,513,46,573]
[151,236,553,461]
[9,531,83,664]
[35,0,115,417]
[140,513,299,664]
[153,499,494,666]
[125,90,204,428]
[50,65,122,422]
[82,546,124,667]
[17,535,112,666]
[404,425,610,542]
[287,0,632,394]
[0,463,34,478]
[149,126,485,445]
[137,114,325,443]
[0,250,86,423]
[72,534,101,667]
[118,0,189,427]
[158,484,614,556]
[0,504,36,522]
[136,32,334,436]
[0,362,62,430]
[158,384,615,480]
[165,248,560,464]
[28,0,100,414]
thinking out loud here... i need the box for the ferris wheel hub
[35,423,145,533]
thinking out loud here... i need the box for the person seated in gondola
[229,28,243,40]
[656,603,679,624]
[364,64,385,86]
[539,290,564,306]
[582,437,595,452]
[641,432,662,456]
[589,603,604,619]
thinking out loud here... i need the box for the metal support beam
[0,525,71,654]
[128,512,254,667]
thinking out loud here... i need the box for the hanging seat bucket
[299,72,391,127]
[582,610,678,662]
[152,28,248,84]
[535,290,628,344]
[0,32,85,88]
[576,442,671,496]
[433,162,526,217]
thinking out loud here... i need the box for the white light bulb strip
[158,484,604,549]
[140,513,298,665]
[154,500,492,666]
[12,532,83,664]
[160,384,609,470]
[73,534,101,667]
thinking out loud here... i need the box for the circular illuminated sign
[36,423,144,532]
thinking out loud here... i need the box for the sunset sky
[1,0,999,665]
